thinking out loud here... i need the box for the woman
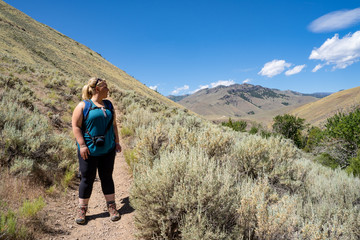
[72,77,122,224]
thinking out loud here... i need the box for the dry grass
[290,86,360,127]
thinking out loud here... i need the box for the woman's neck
[91,95,104,104]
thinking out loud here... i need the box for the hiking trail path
[40,111,136,239]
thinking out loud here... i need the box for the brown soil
[37,138,136,240]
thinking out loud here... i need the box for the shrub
[19,196,45,218]
[197,126,235,158]
[44,77,65,88]
[222,118,247,132]
[124,149,139,172]
[237,178,299,240]
[0,89,76,184]
[120,126,134,137]
[324,109,360,161]
[249,126,259,134]
[61,168,76,189]
[130,148,241,240]
[303,126,324,152]
[231,135,300,192]
[122,105,155,134]
[346,152,360,177]
[272,114,306,148]
[315,153,339,169]
[135,122,169,167]
[118,87,360,239]
[0,209,27,239]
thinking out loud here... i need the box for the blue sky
[5,0,360,96]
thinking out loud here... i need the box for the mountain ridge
[170,83,326,121]
[168,84,332,102]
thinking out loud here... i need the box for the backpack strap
[83,100,92,121]
[102,100,114,114]
[102,100,114,133]
[83,100,113,121]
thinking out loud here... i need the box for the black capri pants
[78,148,116,199]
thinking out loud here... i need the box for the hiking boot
[75,204,88,225]
[107,201,120,221]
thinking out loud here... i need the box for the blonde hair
[81,77,104,100]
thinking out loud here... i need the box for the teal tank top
[78,100,115,156]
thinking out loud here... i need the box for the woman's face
[96,80,109,98]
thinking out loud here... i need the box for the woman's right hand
[80,145,90,160]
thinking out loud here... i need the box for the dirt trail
[39,132,136,239]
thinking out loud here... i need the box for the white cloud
[192,85,209,93]
[285,64,306,76]
[258,59,291,77]
[171,85,189,95]
[312,64,324,72]
[309,8,360,33]
[192,79,236,93]
[210,79,235,88]
[149,85,158,91]
[309,31,360,70]
[243,78,251,83]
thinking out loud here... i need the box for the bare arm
[112,107,122,153]
[72,101,90,159]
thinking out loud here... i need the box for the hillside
[176,83,320,122]
[0,0,180,108]
[290,86,360,127]
[2,2,360,239]
[0,1,179,238]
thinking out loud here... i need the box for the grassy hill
[0,0,180,108]
[290,86,360,127]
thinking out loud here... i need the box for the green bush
[249,126,259,134]
[0,196,45,239]
[303,126,324,152]
[325,109,360,160]
[124,149,139,172]
[20,196,46,218]
[315,153,339,169]
[0,210,27,239]
[346,152,360,177]
[272,114,306,148]
[221,118,247,132]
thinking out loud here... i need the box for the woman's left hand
[115,143,122,153]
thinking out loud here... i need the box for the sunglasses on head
[94,78,101,87]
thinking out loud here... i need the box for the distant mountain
[167,94,190,102]
[302,92,333,98]
[290,86,360,126]
[171,84,321,121]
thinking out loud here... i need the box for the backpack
[82,99,114,146]
[83,99,114,121]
